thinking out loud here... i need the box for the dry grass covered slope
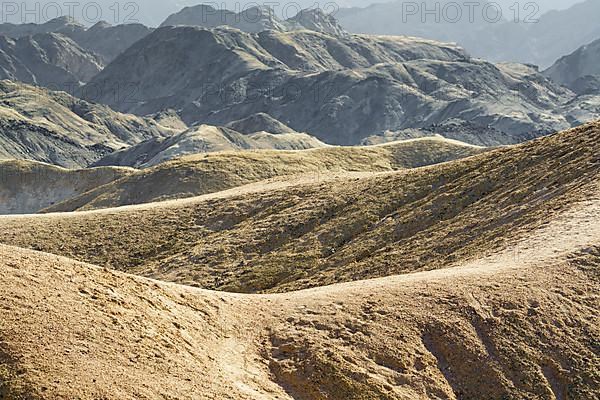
[39,137,484,212]
[0,208,598,398]
[0,123,597,295]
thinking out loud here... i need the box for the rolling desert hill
[0,128,599,398]
[0,80,176,168]
[83,23,595,145]
[0,122,597,295]
[35,137,483,212]
[0,160,132,214]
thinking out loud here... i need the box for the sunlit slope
[0,229,598,398]
[41,137,483,212]
[0,123,597,293]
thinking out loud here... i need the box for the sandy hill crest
[25,136,482,213]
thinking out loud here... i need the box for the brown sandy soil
[0,192,599,398]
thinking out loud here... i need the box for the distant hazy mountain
[337,0,600,68]
[0,33,102,90]
[544,38,600,94]
[0,16,153,64]
[83,24,597,145]
[161,5,348,36]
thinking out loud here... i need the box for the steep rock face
[84,25,587,145]
[0,80,175,168]
[0,33,103,90]
[544,38,600,93]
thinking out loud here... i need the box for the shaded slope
[0,33,103,90]
[0,160,133,214]
[544,38,600,94]
[0,16,153,64]
[44,137,482,211]
[0,123,597,294]
[0,80,176,168]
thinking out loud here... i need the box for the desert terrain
[1,122,599,399]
